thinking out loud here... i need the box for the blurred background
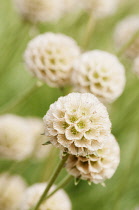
[0,0,139,210]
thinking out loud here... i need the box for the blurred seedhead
[19,183,71,210]
[80,0,119,18]
[114,15,139,58]
[13,0,64,23]
[72,50,126,104]
[24,32,80,88]
[0,173,27,210]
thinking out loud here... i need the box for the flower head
[0,115,34,161]
[72,50,126,104]
[43,93,111,156]
[13,0,64,23]
[0,173,27,210]
[24,32,80,88]
[114,15,139,58]
[81,0,119,18]
[27,118,52,159]
[65,134,120,184]
[133,56,139,77]
[19,183,71,210]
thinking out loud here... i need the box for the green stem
[45,175,73,200]
[117,30,139,57]
[33,154,69,210]
[0,81,42,114]
[82,12,96,50]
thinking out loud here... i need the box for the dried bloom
[133,56,139,77]
[65,134,120,184]
[0,115,34,161]
[62,0,82,13]
[43,93,111,156]
[24,32,80,88]
[114,15,139,58]
[0,173,27,210]
[81,0,119,18]
[20,183,71,210]
[72,50,126,104]
[13,0,64,23]
[27,118,52,159]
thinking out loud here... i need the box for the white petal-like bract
[65,134,120,184]
[43,93,111,156]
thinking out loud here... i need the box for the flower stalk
[33,154,69,210]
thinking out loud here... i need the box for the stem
[117,30,139,57]
[33,154,69,210]
[82,12,96,50]
[0,81,42,114]
[45,175,73,200]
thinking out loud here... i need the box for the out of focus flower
[27,118,52,159]
[24,32,80,88]
[114,15,139,58]
[81,0,119,18]
[65,134,120,184]
[13,0,64,23]
[43,93,111,156]
[20,183,71,210]
[133,56,139,77]
[72,50,126,104]
[0,115,34,161]
[0,173,27,210]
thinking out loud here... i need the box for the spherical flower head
[43,93,111,156]
[19,183,71,210]
[72,50,126,104]
[114,15,139,58]
[0,115,34,161]
[62,0,82,13]
[81,0,119,18]
[27,118,52,159]
[13,0,64,23]
[0,173,27,210]
[65,134,120,184]
[133,56,139,77]
[24,32,80,88]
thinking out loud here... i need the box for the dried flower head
[81,0,119,18]
[0,173,27,210]
[72,50,126,104]
[20,183,71,210]
[24,32,80,88]
[43,93,111,156]
[0,115,34,161]
[27,118,52,159]
[114,15,139,58]
[13,0,64,23]
[65,134,120,184]
[133,56,139,77]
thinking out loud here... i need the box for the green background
[0,1,139,210]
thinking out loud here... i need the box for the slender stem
[117,30,139,57]
[33,154,69,210]
[0,81,43,114]
[82,12,96,50]
[45,175,73,200]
